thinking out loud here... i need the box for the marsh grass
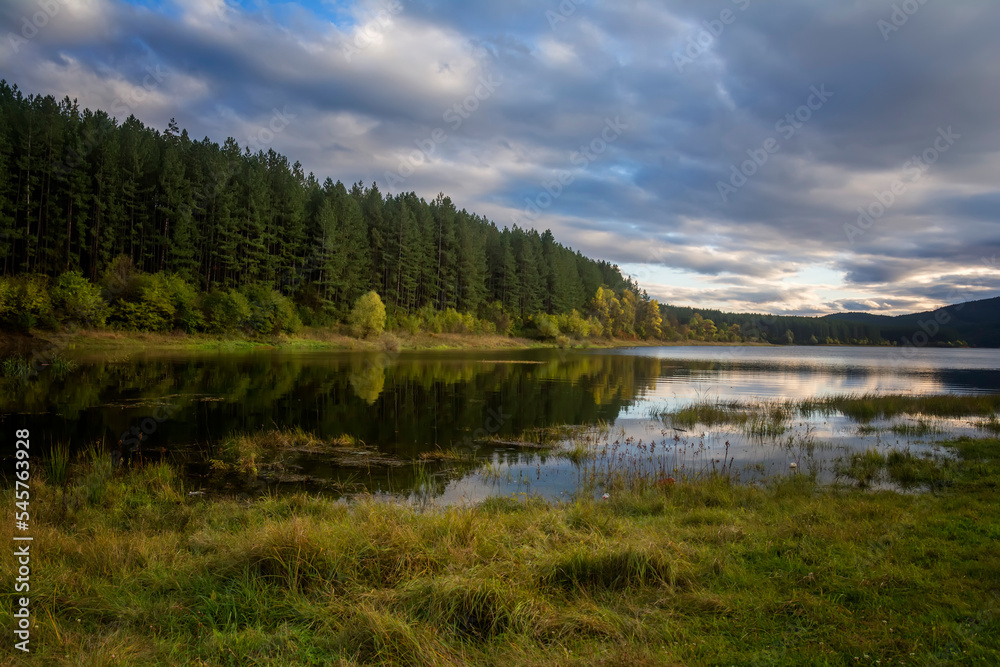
[210,427,362,476]
[480,424,589,449]
[419,446,476,462]
[1,353,77,379]
[799,392,1000,421]
[49,354,78,377]
[4,437,1000,664]
[665,394,1000,437]
[1,354,32,378]
[835,447,952,490]
[885,450,950,488]
[45,442,72,488]
[662,399,790,439]
[480,460,514,484]
[835,449,889,488]
[976,415,1000,435]
[889,419,944,437]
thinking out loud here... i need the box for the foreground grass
[2,440,999,665]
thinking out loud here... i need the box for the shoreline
[6,328,779,356]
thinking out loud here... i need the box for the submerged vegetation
[3,437,999,664]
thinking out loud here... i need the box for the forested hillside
[661,300,1000,347]
[825,297,1000,347]
[3,81,993,347]
[0,81,631,332]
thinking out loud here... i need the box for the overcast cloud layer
[2,0,999,315]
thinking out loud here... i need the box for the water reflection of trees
[1,352,667,457]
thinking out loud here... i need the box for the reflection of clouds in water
[613,345,1000,372]
[613,345,1000,419]
[436,411,979,505]
[624,372,947,418]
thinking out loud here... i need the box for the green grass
[3,439,1000,664]
[662,399,789,438]
[1,354,32,378]
[799,392,1000,421]
[835,448,887,487]
[977,415,1000,435]
[209,427,362,477]
[30,328,665,356]
[665,394,1000,434]
[889,419,943,437]
[835,447,954,490]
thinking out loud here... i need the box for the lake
[5,345,1000,502]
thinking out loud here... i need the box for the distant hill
[823,312,895,324]
[880,296,1000,347]
[660,296,1000,347]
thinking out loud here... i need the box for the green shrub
[557,310,591,339]
[201,289,253,333]
[161,274,203,332]
[349,291,386,338]
[101,255,141,301]
[9,274,54,328]
[241,285,302,334]
[440,308,464,334]
[0,276,14,319]
[115,273,176,331]
[242,285,278,334]
[534,313,560,339]
[483,301,513,336]
[423,308,442,333]
[104,271,201,332]
[273,292,302,334]
[396,312,421,335]
[51,271,108,327]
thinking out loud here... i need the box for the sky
[2,0,999,316]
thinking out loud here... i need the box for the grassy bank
[9,328,771,357]
[2,438,999,665]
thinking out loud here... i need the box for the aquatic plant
[1,354,32,378]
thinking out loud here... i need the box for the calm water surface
[5,345,999,502]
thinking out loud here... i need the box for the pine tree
[0,85,634,329]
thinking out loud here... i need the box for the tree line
[6,80,968,346]
[658,305,973,347]
[0,81,642,336]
